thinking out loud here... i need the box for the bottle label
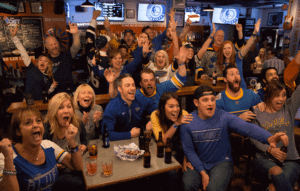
[104,137,110,147]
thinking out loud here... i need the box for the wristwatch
[173,124,178,129]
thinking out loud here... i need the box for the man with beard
[101,73,156,141]
[45,22,80,93]
[257,67,279,100]
[180,85,288,191]
[216,65,261,121]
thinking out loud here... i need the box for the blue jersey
[102,93,157,141]
[0,140,67,191]
[136,72,186,108]
[216,88,262,116]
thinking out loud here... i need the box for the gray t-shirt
[75,104,103,141]
[251,85,300,160]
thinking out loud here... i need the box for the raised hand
[66,22,79,34]
[235,22,243,32]
[186,18,192,26]
[10,26,19,37]
[104,16,110,30]
[104,68,117,84]
[176,46,188,64]
[211,23,216,36]
[65,122,78,147]
[93,110,102,124]
[175,114,193,126]
[52,79,58,88]
[253,18,261,34]
[0,138,13,159]
[93,10,101,20]
[82,111,89,125]
[168,7,176,19]
[142,39,152,54]
[169,18,178,31]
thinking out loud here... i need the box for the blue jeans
[182,161,233,191]
[253,158,300,191]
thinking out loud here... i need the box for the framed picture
[174,11,184,27]
[18,2,25,13]
[173,0,185,9]
[126,9,135,19]
[31,2,42,14]
[245,18,255,25]
[267,12,283,26]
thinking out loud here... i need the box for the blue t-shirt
[0,140,67,191]
[216,88,262,116]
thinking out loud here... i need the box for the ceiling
[192,0,289,8]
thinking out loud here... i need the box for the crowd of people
[1,7,300,191]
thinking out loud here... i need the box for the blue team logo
[146,5,165,21]
[220,9,239,24]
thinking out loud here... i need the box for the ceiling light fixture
[81,0,94,7]
[203,4,214,12]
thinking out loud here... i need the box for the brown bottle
[143,141,151,168]
[157,131,164,158]
[164,138,172,164]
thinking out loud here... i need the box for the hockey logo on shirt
[135,107,140,112]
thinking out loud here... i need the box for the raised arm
[66,22,81,59]
[284,50,300,90]
[240,19,261,58]
[104,68,118,99]
[179,18,192,43]
[176,46,187,77]
[104,16,114,40]
[10,27,31,67]
[0,139,19,191]
[169,17,179,57]
[197,23,216,60]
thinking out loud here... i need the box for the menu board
[0,17,44,55]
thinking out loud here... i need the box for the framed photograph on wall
[173,0,185,9]
[267,12,283,26]
[31,2,42,14]
[18,2,25,13]
[174,11,184,27]
[126,9,135,19]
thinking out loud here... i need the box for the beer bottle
[102,124,110,148]
[139,125,145,150]
[157,131,164,158]
[279,145,288,165]
[164,138,172,164]
[212,70,217,86]
[143,141,151,168]
[42,85,48,104]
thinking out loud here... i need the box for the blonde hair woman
[43,92,87,191]
[253,48,266,75]
[73,84,103,140]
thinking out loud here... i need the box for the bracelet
[3,169,17,175]
[69,145,79,153]
[209,36,213,39]
[179,63,185,66]
[173,124,178,129]
[251,33,258,37]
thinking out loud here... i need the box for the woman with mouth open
[0,106,83,191]
[10,26,57,101]
[251,81,300,191]
[43,92,87,191]
[215,19,262,89]
[91,36,148,92]
[73,84,103,140]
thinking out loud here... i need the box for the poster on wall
[267,12,283,26]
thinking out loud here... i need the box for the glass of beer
[88,142,98,159]
[86,157,97,176]
[101,161,113,177]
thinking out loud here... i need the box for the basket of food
[114,143,145,161]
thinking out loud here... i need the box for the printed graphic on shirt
[261,117,290,132]
[192,128,221,142]
[27,165,58,190]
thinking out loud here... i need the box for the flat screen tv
[137,4,165,22]
[212,8,239,25]
[94,3,124,21]
[0,2,18,15]
[185,6,201,22]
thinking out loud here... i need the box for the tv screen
[94,3,124,21]
[138,4,165,22]
[212,8,239,25]
[0,2,18,15]
[185,6,201,22]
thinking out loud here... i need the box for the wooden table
[82,138,182,190]
[6,94,110,113]
[7,83,226,113]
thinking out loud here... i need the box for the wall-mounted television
[212,8,239,25]
[0,2,18,15]
[185,6,201,22]
[94,3,124,21]
[137,4,165,22]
